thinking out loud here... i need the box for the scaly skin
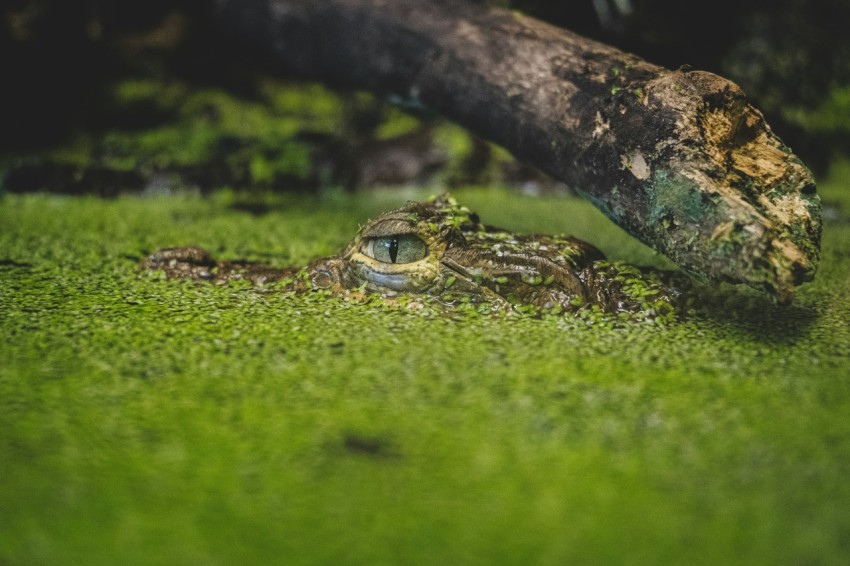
[143,194,683,318]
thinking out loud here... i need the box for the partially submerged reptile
[143,194,684,319]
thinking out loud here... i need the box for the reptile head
[142,194,682,318]
[306,194,677,315]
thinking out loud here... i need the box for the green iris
[364,234,427,264]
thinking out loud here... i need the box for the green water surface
[1,178,849,565]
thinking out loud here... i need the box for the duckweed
[1,184,850,565]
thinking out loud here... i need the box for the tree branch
[215,0,821,302]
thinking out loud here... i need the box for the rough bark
[215,0,821,302]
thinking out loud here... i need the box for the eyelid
[359,219,420,239]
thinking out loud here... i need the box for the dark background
[2,0,848,191]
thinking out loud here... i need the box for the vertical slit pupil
[388,237,399,263]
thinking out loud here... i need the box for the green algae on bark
[216,0,821,303]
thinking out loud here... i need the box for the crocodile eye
[363,234,427,264]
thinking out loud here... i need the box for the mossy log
[215,0,821,302]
